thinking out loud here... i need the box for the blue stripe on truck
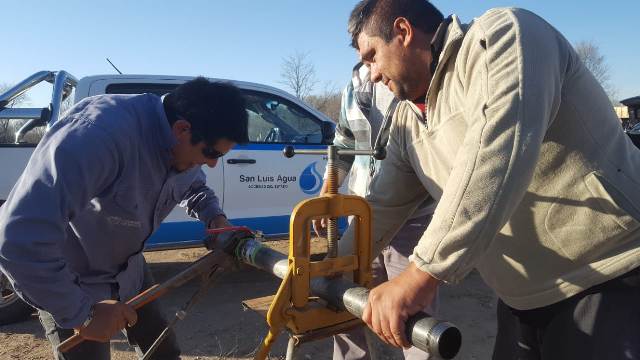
[144,215,347,250]
[145,215,290,250]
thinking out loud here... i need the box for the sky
[1,0,638,107]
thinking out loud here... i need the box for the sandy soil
[0,239,497,360]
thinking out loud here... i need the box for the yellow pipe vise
[252,145,386,360]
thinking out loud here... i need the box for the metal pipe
[0,108,48,120]
[233,238,461,359]
[48,71,78,129]
[0,71,54,108]
[14,118,46,144]
[58,250,231,353]
[285,336,298,360]
[283,147,386,159]
[1,70,78,143]
[282,145,387,160]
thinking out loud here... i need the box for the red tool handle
[59,226,252,353]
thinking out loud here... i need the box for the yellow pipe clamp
[254,193,373,359]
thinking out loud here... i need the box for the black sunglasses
[202,146,227,160]
[178,116,228,160]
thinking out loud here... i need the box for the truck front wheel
[0,261,34,326]
[0,200,35,324]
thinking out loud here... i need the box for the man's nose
[206,158,219,168]
[369,64,382,83]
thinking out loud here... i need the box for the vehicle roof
[76,74,332,122]
[78,74,293,98]
[621,96,640,108]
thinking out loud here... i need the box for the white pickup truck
[0,70,337,323]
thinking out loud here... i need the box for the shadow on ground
[0,246,496,359]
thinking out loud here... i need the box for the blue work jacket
[0,94,224,328]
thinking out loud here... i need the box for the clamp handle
[283,145,386,160]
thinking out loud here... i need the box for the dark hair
[163,77,249,145]
[348,0,444,49]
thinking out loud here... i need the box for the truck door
[222,90,328,236]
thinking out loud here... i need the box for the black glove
[204,226,254,255]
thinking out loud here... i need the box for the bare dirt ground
[0,239,497,360]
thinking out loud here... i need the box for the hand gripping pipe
[218,235,462,359]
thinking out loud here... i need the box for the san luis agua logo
[299,162,323,195]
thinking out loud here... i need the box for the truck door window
[104,83,326,144]
[106,83,178,96]
[244,92,323,144]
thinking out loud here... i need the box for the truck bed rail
[0,71,77,143]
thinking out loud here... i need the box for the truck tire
[0,272,34,325]
[0,200,35,324]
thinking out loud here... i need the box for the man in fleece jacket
[342,0,640,358]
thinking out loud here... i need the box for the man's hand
[210,214,232,229]
[363,262,439,348]
[75,300,137,342]
[312,217,328,237]
[312,181,330,237]
[205,217,252,256]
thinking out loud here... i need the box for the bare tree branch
[279,51,318,99]
[304,82,341,122]
[574,41,618,102]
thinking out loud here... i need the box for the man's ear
[172,119,191,139]
[393,17,414,48]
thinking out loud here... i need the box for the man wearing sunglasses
[0,77,248,359]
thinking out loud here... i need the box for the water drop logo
[299,162,323,195]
